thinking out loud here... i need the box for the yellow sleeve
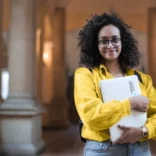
[143,74,156,139]
[74,68,131,131]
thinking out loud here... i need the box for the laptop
[99,75,147,142]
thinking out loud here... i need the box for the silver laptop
[99,75,147,142]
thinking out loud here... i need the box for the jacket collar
[99,64,134,76]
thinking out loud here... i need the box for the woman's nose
[107,41,114,48]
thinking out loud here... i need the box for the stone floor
[40,124,84,156]
[41,124,156,156]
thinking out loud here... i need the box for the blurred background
[0,0,156,155]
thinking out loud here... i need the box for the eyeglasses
[98,37,121,48]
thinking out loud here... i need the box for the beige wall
[3,0,156,33]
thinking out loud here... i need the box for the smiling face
[98,24,122,62]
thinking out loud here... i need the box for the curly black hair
[78,12,141,70]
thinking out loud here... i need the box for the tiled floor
[41,124,156,156]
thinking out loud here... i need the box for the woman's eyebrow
[98,35,120,39]
[99,35,120,38]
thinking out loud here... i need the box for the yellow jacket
[74,64,156,142]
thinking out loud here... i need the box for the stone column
[47,5,70,128]
[0,0,45,155]
[148,8,156,87]
[41,13,54,127]
[0,0,3,102]
[36,0,46,102]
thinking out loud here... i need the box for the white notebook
[99,75,147,142]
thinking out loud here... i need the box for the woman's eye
[101,40,108,44]
[112,38,118,43]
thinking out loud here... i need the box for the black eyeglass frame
[98,37,121,48]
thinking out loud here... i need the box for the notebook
[99,75,147,142]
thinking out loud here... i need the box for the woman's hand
[113,125,143,145]
[129,95,149,112]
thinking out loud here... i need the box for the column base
[0,140,45,156]
[0,98,45,155]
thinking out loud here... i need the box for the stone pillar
[47,6,70,128]
[148,8,156,151]
[36,0,46,102]
[0,0,45,155]
[0,0,3,102]
[41,14,54,127]
[148,8,156,87]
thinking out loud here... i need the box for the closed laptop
[99,75,147,142]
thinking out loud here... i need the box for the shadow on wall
[66,69,79,123]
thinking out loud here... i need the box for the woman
[74,13,156,156]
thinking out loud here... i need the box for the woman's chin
[104,56,119,61]
[102,52,119,60]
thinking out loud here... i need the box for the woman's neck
[104,60,124,77]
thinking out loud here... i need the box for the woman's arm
[74,67,131,131]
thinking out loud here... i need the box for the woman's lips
[105,50,116,53]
